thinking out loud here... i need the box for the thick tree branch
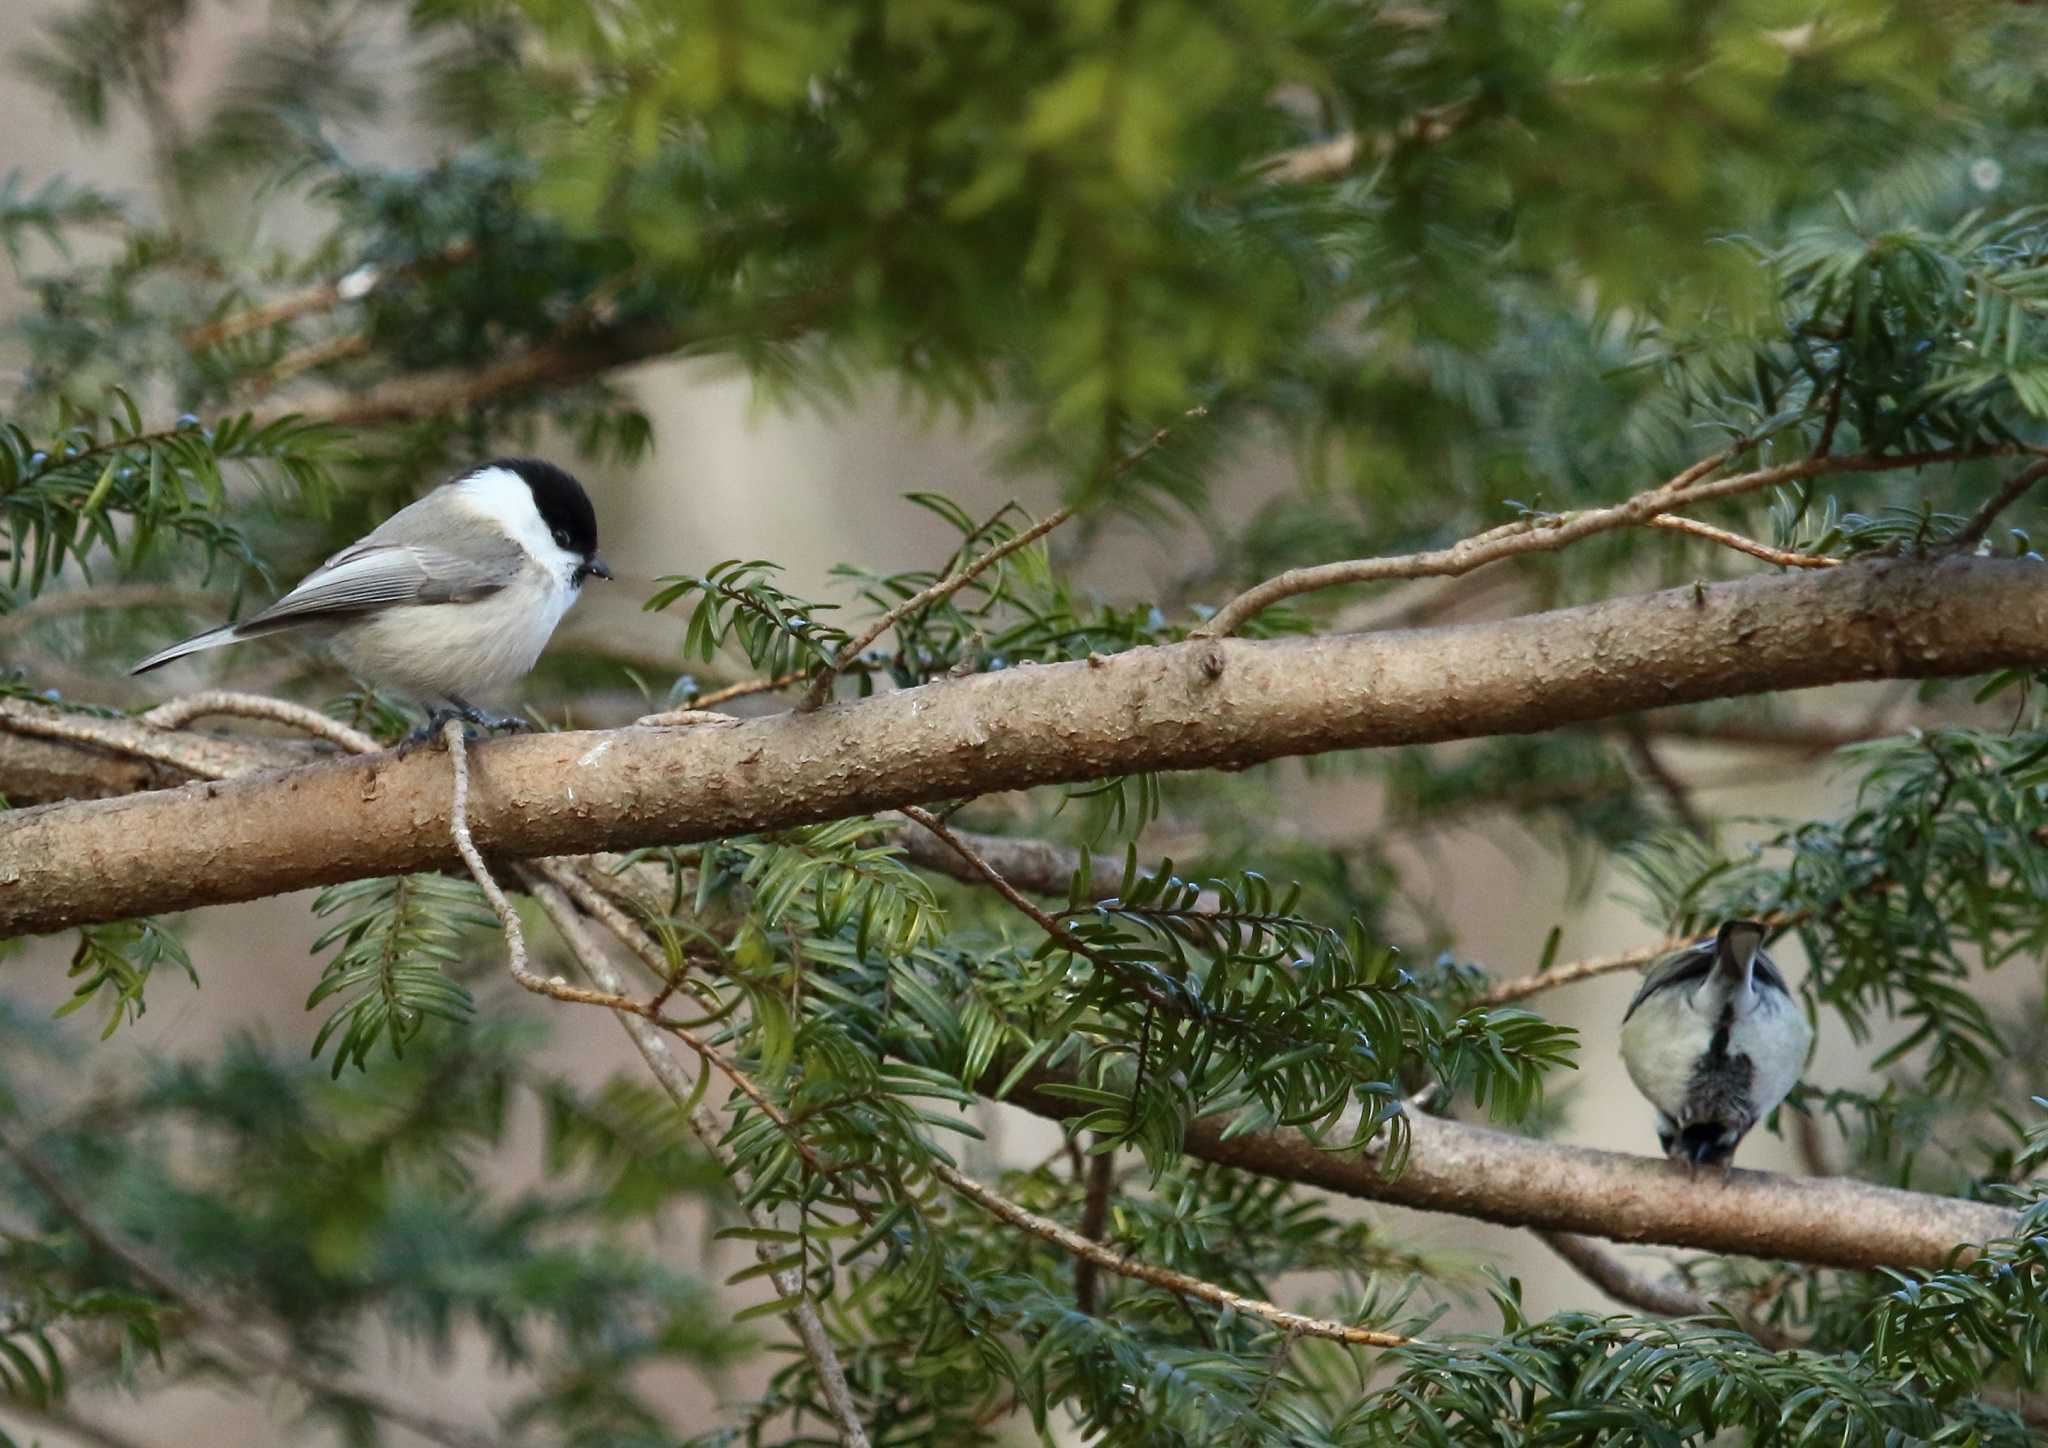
[8,555,2048,937]
[992,1078,2018,1271]
[2,710,2018,1273]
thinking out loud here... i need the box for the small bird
[132,457,610,734]
[1619,919,1812,1167]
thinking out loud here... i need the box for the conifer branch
[519,866,873,1448]
[0,1122,510,1448]
[928,1158,1413,1349]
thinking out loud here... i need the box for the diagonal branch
[1950,456,2048,549]
[1646,514,1839,569]
[930,1158,1412,1349]
[800,502,1077,711]
[1194,444,2036,638]
[11,553,2048,939]
[800,407,1201,711]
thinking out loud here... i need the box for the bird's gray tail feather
[130,624,245,676]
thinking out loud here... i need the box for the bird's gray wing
[1622,936,1717,1021]
[236,541,512,631]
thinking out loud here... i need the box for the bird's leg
[399,702,479,752]
[446,694,531,734]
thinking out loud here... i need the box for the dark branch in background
[1073,1147,1114,1316]
[1623,727,1710,839]
[1950,456,2048,549]
[10,553,2048,938]
[1537,1230,1791,1346]
[1535,1231,2048,1431]
[293,320,684,427]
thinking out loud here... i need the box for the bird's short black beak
[578,555,613,584]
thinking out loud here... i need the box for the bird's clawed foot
[397,698,530,753]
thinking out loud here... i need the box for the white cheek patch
[450,465,584,578]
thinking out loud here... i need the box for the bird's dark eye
[551,528,571,549]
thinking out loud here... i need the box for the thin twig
[1645,515,1839,569]
[799,503,1076,711]
[0,1122,505,1448]
[1195,442,2036,638]
[1472,936,1687,1007]
[1473,910,1807,1007]
[518,867,872,1448]
[930,1158,1412,1349]
[440,727,807,1157]
[896,807,1105,959]
[800,408,1203,711]
[1950,457,2048,549]
[182,241,477,348]
[692,669,807,708]
[141,690,381,754]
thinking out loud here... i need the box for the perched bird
[132,457,610,734]
[1619,919,1811,1167]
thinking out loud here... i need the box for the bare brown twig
[141,690,380,754]
[931,1158,1412,1349]
[1195,443,2035,637]
[1646,514,1839,569]
[800,503,1078,710]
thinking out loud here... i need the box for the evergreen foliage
[2,0,2047,1443]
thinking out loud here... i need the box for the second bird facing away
[1619,919,1812,1168]
[131,457,610,732]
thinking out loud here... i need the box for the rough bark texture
[987,1071,2020,1270]
[6,555,2048,937]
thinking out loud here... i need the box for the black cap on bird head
[487,457,611,583]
